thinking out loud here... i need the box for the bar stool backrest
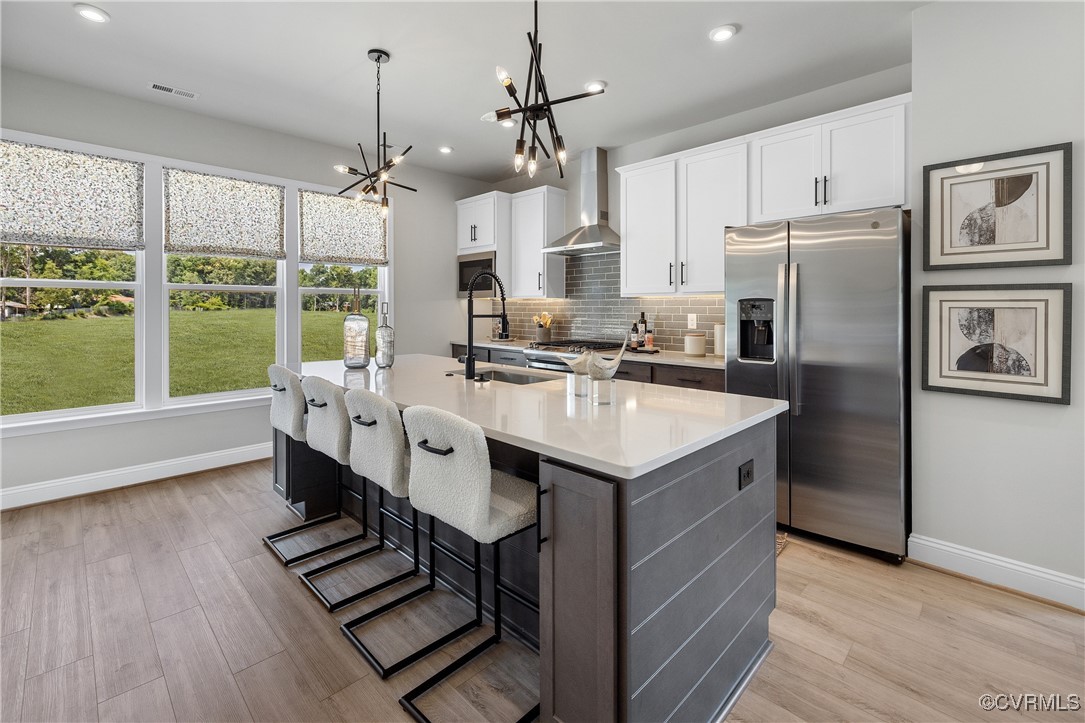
[344,388,409,498]
[402,406,491,541]
[300,376,350,465]
[267,364,306,441]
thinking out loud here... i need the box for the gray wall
[0,68,488,488]
[910,2,1084,579]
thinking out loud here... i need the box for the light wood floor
[2,460,1082,722]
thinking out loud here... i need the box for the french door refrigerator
[724,207,909,558]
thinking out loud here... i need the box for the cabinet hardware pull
[537,487,550,552]
[305,398,327,408]
[418,439,454,456]
[681,261,687,285]
[823,175,829,205]
[669,262,674,285]
[677,377,703,384]
[269,384,286,392]
[615,370,630,375]
[350,415,377,427]
[538,271,542,290]
[814,177,819,207]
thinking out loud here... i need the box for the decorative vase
[375,301,395,368]
[343,288,370,369]
[536,325,551,342]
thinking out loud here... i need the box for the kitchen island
[297,354,787,722]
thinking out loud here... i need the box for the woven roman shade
[299,189,387,265]
[164,168,285,259]
[0,140,145,250]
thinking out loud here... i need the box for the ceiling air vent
[147,82,199,100]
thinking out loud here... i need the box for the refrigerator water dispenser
[738,299,775,361]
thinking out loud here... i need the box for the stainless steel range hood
[543,148,621,256]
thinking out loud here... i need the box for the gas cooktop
[527,339,623,353]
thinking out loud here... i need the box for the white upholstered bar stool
[300,388,421,611]
[263,374,369,566]
[268,364,306,442]
[342,405,539,718]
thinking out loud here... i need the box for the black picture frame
[922,283,1072,405]
[923,142,1072,270]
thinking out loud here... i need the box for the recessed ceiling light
[438,146,454,154]
[74,3,110,23]
[954,163,984,174]
[584,80,607,93]
[708,25,737,42]
[500,119,516,128]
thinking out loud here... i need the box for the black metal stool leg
[399,531,540,722]
[264,464,370,566]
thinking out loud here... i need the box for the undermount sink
[450,369,556,385]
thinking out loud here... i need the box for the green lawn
[0,308,377,415]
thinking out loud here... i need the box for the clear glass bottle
[343,288,370,368]
[375,301,395,369]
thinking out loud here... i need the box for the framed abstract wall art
[922,284,1072,404]
[923,142,1071,270]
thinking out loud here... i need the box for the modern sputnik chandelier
[481,0,605,179]
[335,49,417,217]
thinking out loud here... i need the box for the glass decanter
[343,288,370,368]
[375,301,395,369]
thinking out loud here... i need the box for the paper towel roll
[713,323,726,356]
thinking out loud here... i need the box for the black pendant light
[482,0,604,179]
[334,49,417,216]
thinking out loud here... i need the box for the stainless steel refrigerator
[725,207,909,558]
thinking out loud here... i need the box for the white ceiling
[1,2,916,182]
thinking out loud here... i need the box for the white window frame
[0,129,392,437]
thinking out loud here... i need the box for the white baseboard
[908,534,1085,611]
[0,442,272,510]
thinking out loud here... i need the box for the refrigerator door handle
[777,262,789,395]
[788,262,801,416]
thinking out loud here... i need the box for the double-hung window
[298,189,388,362]
[163,168,285,398]
[0,141,144,417]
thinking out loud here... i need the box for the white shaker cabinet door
[472,195,496,248]
[749,125,821,223]
[456,201,476,253]
[620,160,677,296]
[821,104,906,213]
[510,193,544,297]
[678,144,746,294]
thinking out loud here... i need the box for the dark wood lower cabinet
[450,344,490,363]
[651,364,726,392]
[539,460,616,723]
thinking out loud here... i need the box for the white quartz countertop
[301,355,785,480]
[450,340,728,370]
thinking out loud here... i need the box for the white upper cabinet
[749,98,908,222]
[509,186,566,298]
[456,192,510,254]
[677,144,747,294]
[618,142,746,297]
[620,160,678,296]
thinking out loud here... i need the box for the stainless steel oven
[457,252,496,298]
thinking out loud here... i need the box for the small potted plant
[533,312,553,342]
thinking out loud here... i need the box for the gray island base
[293,356,786,722]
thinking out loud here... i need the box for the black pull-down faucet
[462,270,508,381]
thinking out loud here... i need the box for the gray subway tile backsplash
[503,252,724,353]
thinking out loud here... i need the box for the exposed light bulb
[496,66,512,87]
[527,145,538,179]
[333,164,351,174]
[379,170,390,182]
[381,197,389,218]
[555,135,567,165]
[584,80,607,93]
[481,110,498,123]
[391,155,404,165]
[513,139,526,173]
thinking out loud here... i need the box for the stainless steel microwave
[457,252,496,298]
